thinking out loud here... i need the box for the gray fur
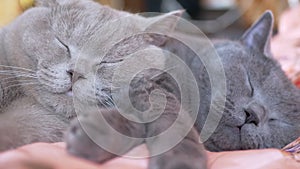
[203,12,300,150]
[0,0,126,150]
[150,11,300,151]
[0,0,206,168]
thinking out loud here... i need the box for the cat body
[0,0,127,150]
[0,7,70,150]
[160,32,300,150]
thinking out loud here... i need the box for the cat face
[6,0,178,118]
[7,0,115,118]
[204,12,300,151]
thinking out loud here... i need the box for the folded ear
[144,10,184,46]
[240,11,274,56]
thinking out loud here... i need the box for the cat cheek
[73,81,94,101]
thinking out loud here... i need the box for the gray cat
[0,0,206,168]
[0,0,299,169]
[64,0,300,167]
[0,0,124,150]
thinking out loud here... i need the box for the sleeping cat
[0,1,207,168]
[0,0,299,169]
[63,0,300,166]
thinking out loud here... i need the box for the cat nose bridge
[244,101,267,126]
[67,69,84,85]
[68,58,90,85]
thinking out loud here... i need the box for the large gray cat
[0,1,206,168]
[0,0,299,169]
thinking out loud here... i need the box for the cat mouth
[239,123,260,149]
[66,90,74,97]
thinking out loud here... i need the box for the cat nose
[67,69,84,85]
[244,101,267,126]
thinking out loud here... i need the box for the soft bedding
[0,139,299,169]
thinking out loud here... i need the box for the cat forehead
[47,3,145,39]
[214,41,248,59]
[48,3,121,31]
[44,2,147,50]
[213,41,272,69]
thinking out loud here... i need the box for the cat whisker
[1,75,38,81]
[211,103,231,113]
[3,82,39,90]
[9,80,38,85]
[102,85,121,90]
[223,98,234,107]
[2,79,37,85]
[25,86,44,93]
[211,105,223,112]
[98,99,113,109]
[278,98,299,105]
[37,76,70,89]
[0,65,36,73]
[103,97,115,107]
[0,72,36,78]
[101,92,115,105]
[39,69,60,78]
[94,92,115,109]
[0,71,34,75]
[0,71,36,77]
[1,74,38,80]
[212,103,229,111]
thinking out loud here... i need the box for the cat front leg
[66,108,146,163]
[145,106,207,169]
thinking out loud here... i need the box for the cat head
[4,0,182,118]
[204,11,300,151]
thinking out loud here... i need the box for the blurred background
[0,0,299,38]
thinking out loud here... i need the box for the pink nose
[67,69,84,85]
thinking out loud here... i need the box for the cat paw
[65,118,116,163]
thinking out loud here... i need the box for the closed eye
[55,37,71,58]
[247,75,254,96]
[97,59,124,67]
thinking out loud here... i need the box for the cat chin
[31,89,77,117]
[204,126,242,151]
[66,90,74,97]
[240,124,262,149]
[206,124,264,151]
[55,92,74,102]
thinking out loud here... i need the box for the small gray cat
[0,0,299,169]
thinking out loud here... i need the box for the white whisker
[100,92,115,107]
[1,75,38,81]
[0,65,35,73]
[0,72,36,77]
[4,82,39,90]
[2,79,37,85]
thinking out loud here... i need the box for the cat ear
[240,11,274,57]
[144,10,184,46]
